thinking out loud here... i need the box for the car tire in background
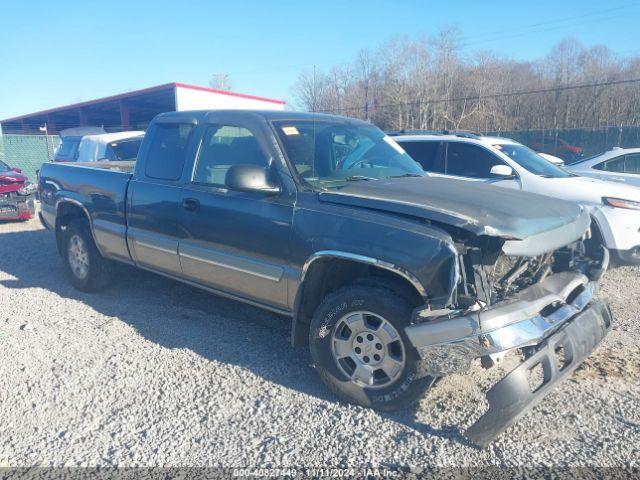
[309,283,435,411]
[62,220,113,292]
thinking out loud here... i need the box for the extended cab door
[178,113,294,310]
[127,118,199,275]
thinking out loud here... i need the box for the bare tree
[209,73,233,91]
[291,33,640,133]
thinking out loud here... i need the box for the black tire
[62,220,113,292]
[309,283,434,411]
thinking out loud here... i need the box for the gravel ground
[0,213,639,470]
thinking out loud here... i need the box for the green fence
[0,134,60,181]
[486,125,640,163]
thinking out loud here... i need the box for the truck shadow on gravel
[0,226,469,445]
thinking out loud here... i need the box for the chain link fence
[0,134,60,181]
[486,125,640,163]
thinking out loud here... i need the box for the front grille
[487,253,554,302]
[0,204,18,214]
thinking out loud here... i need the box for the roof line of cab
[153,109,374,126]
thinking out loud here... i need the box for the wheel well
[586,215,606,255]
[291,257,424,347]
[55,202,90,256]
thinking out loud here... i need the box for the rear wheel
[62,220,113,292]
[309,283,434,411]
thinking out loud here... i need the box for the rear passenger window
[624,154,640,174]
[445,143,503,178]
[145,123,195,180]
[193,125,268,186]
[399,141,445,173]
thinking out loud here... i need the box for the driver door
[443,142,521,190]
[177,115,294,310]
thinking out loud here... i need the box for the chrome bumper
[405,271,599,376]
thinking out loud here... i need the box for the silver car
[566,147,640,187]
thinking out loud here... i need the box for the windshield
[0,160,11,173]
[108,137,143,161]
[55,137,81,161]
[494,143,572,178]
[565,152,602,166]
[273,120,424,188]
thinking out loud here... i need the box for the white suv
[393,131,640,266]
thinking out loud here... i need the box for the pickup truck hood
[318,176,584,241]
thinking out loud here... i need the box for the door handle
[182,198,200,212]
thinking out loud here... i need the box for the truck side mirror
[490,164,515,178]
[12,167,22,173]
[225,164,280,195]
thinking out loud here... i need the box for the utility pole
[39,123,51,161]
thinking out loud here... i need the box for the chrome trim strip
[134,239,177,255]
[136,264,292,317]
[180,248,283,282]
[301,250,427,298]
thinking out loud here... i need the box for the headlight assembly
[17,182,36,196]
[602,197,640,211]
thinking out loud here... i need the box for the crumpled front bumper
[404,270,612,447]
[465,300,611,447]
[406,271,601,375]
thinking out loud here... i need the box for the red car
[529,137,583,162]
[0,159,36,221]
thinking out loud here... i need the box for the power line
[318,77,640,114]
[459,4,635,44]
[224,4,639,79]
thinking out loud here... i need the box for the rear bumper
[466,300,612,447]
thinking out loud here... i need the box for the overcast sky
[1,0,639,120]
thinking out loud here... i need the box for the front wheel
[309,283,434,411]
[62,220,113,292]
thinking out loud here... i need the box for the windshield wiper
[387,173,425,178]
[343,175,379,182]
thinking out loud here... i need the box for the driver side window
[193,125,268,186]
[596,154,640,174]
[445,143,503,178]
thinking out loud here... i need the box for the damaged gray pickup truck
[38,110,612,446]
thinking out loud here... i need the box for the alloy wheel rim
[68,234,89,280]
[331,311,406,389]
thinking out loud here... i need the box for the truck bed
[71,160,136,173]
[39,161,133,263]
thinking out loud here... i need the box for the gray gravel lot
[0,214,639,469]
